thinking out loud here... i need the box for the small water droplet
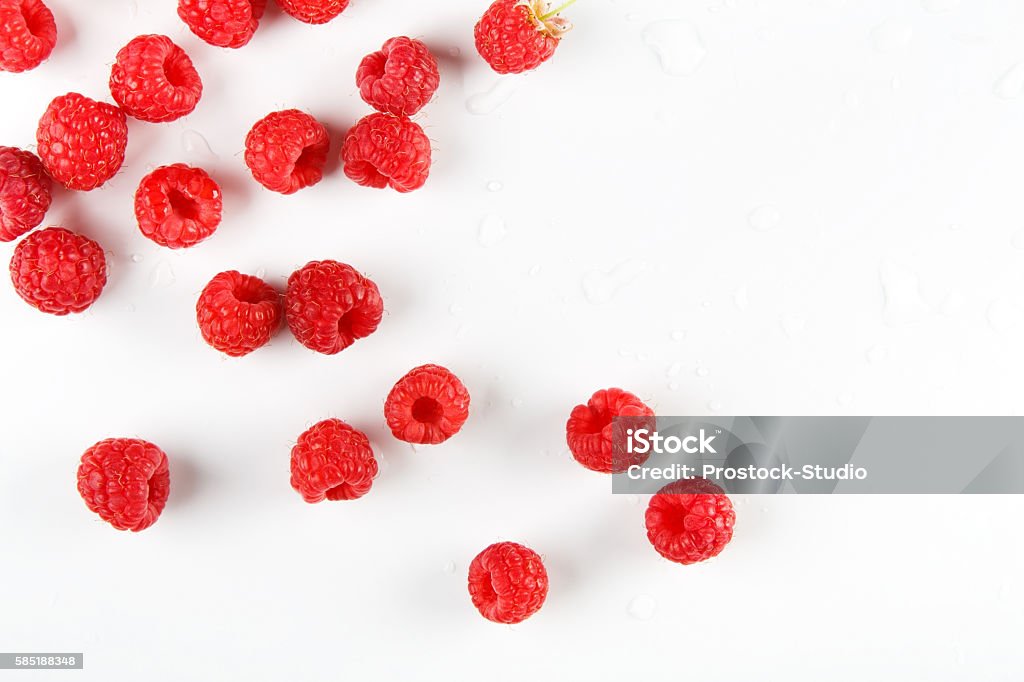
[948,222,962,231]
[627,594,657,620]
[844,89,861,107]
[642,20,706,76]
[448,46,461,57]
[748,205,782,232]
[618,347,634,358]
[528,264,542,276]
[125,303,136,313]
[836,392,854,406]
[922,0,959,12]
[670,329,686,341]
[708,400,723,412]
[130,253,143,263]
[626,494,642,505]
[866,345,887,364]
[994,63,1024,100]
[486,180,503,192]
[181,129,218,160]
[781,314,806,339]
[880,262,930,326]
[891,75,902,90]
[478,214,508,247]
[734,286,749,310]
[511,397,524,408]
[987,298,1020,333]
[255,267,267,279]
[582,259,647,304]
[150,261,176,288]
[443,561,457,574]
[872,20,913,53]
[456,323,470,339]
[467,77,521,115]
[695,366,709,378]
[666,362,682,378]
[668,381,680,391]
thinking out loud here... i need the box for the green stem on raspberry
[539,0,578,20]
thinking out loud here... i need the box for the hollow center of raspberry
[163,55,191,88]
[294,145,321,174]
[22,6,44,36]
[167,190,200,222]
[578,407,612,435]
[411,397,444,424]
[232,281,266,305]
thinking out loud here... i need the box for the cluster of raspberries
[5,0,722,627]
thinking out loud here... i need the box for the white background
[2,0,1023,679]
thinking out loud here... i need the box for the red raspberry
[0,146,51,242]
[341,113,431,192]
[36,93,128,191]
[244,109,330,195]
[9,227,107,315]
[134,164,222,249]
[356,37,440,117]
[290,418,378,503]
[77,438,170,532]
[177,0,265,49]
[474,0,572,74]
[0,0,56,73]
[196,270,282,357]
[566,388,654,474]
[384,364,470,445]
[277,0,348,24]
[285,260,383,355]
[468,542,548,624]
[109,34,202,123]
[645,479,736,565]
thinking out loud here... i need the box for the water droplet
[255,267,267,279]
[511,397,524,408]
[181,129,218,160]
[872,20,913,53]
[486,180,503,192]
[449,303,463,316]
[125,303,136,313]
[670,329,686,341]
[637,351,650,361]
[866,345,887,364]
[582,259,647,304]
[618,347,634,358]
[836,392,854,406]
[456,323,470,339]
[448,46,461,57]
[708,400,723,412]
[748,205,782,231]
[891,75,902,90]
[701,300,711,309]
[666,362,682,378]
[528,264,542,276]
[880,262,930,325]
[467,77,521,115]
[668,381,680,391]
[1011,230,1024,250]
[627,594,657,620]
[781,314,806,339]
[150,261,176,288]
[642,21,706,76]
[994,63,1024,100]
[443,561,457,574]
[948,223,962,231]
[695,366,709,378]
[987,298,1020,333]
[130,253,143,263]
[626,494,642,505]
[922,0,959,12]
[844,89,861,107]
[734,286,749,310]
[478,214,508,247]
